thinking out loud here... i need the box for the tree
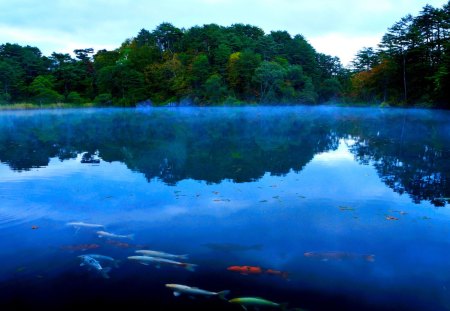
[190,54,211,89]
[0,60,20,102]
[227,50,261,99]
[97,64,146,105]
[254,61,286,102]
[352,47,379,71]
[203,74,228,104]
[29,75,63,104]
[153,23,184,54]
[380,15,414,103]
[319,78,342,102]
[49,52,79,98]
[135,28,156,47]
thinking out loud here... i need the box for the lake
[0,106,449,311]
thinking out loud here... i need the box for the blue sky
[0,0,447,66]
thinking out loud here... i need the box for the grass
[0,102,101,111]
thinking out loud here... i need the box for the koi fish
[165,284,230,300]
[304,251,375,262]
[105,240,149,249]
[83,254,120,268]
[203,243,263,253]
[78,255,111,279]
[127,256,197,271]
[135,250,188,260]
[386,216,399,221]
[227,265,263,275]
[97,230,134,239]
[60,244,100,251]
[106,240,132,248]
[66,221,104,229]
[229,297,288,311]
[264,269,290,280]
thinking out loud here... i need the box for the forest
[0,1,449,108]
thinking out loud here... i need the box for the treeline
[0,23,346,106]
[350,1,450,108]
[1,2,449,108]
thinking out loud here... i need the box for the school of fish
[64,220,375,310]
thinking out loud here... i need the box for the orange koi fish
[264,268,290,279]
[106,239,131,248]
[227,265,263,275]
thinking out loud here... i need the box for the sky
[0,0,448,67]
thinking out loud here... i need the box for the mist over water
[0,106,449,311]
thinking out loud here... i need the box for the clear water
[0,106,449,311]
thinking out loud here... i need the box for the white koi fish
[78,255,111,278]
[165,284,229,300]
[97,230,134,240]
[135,249,188,260]
[66,221,104,228]
[127,255,197,271]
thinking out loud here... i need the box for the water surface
[0,106,449,311]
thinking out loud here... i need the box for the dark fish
[203,243,262,253]
[60,244,100,251]
[304,251,375,262]
[105,239,148,249]
[386,216,399,220]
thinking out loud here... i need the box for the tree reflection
[0,108,448,206]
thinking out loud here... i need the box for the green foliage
[349,2,450,108]
[67,91,84,104]
[94,93,112,105]
[298,77,317,104]
[227,50,261,99]
[319,78,343,102]
[0,92,11,104]
[254,61,286,102]
[0,22,346,106]
[29,75,63,104]
[203,74,229,104]
[190,54,211,88]
[6,10,450,108]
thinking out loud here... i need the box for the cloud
[0,0,449,63]
[309,33,383,66]
[0,25,117,55]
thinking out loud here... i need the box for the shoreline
[0,101,440,111]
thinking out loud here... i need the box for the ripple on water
[0,199,49,229]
